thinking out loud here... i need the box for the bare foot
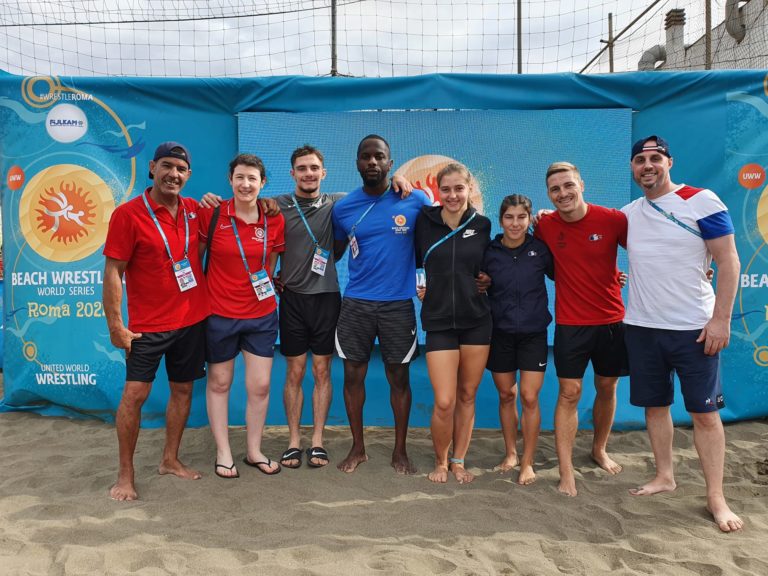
[591,450,623,475]
[628,476,676,496]
[706,497,744,532]
[109,478,138,501]
[493,454,519,473]
[518,464,536,486]
[391,452,416,475]
[427,464,449,483]
[337,448,368,473]
[558,474,578,497]
[158,459,202,480]
[450,462,475,484]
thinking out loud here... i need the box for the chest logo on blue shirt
[588,233,603,242]
[527,250,537,257]
[392,214,410,234]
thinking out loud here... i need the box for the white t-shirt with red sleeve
[622,184,735,330]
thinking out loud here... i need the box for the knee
[520,391,539,411]
[691,411,722,431]
[170,383,194,401]
[311,363,331,386]
[207,377,232,395]
[497,386,517,406]
[433,397,456,416]
[457,387,477,406]
[122,384,151,407]
[286,364,306,385]
[558,384,582,404]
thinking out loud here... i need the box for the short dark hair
[357,134,390,157]
[229,153,266,180]
[545,161,581,184]
[291,145,325,167]
[498,194,533,221]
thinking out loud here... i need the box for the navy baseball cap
[631,135,671,160]
[149,141,191,179]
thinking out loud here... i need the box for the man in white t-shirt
[622,135,743,532]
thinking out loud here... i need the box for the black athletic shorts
[487,330,548,373]
[425,317,492,353]
[335,297,419,364]
[279,289,341,357]
[126,319,207,383]
[553,322,628,379]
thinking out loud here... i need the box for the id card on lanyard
[292,195,330,276]
[143,194,197,293]
[348,189,389,259]
[231,214,275,301]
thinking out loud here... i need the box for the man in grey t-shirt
[276,146,343,469]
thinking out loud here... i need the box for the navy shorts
[206,312,278,363]
[554,322,628,379]
[126,320,207,383]
[335,297,419,364]
[425,317,492,353]
[487,330,549,373]
[625,324,724,413]
[279,288,341,357]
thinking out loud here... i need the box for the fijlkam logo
[19,164,115,262]
[45,103,88,143]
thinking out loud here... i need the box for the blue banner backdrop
[0,71,766,429]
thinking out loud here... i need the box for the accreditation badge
[349,234,360,259]
[251,269,276,301]
[311,246,330,276]
[173,258,198,292]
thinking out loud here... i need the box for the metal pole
[517,0,522,74]
[580,0,664,73]
[331,0,338,76]
[705,0,712,69]
[608,12,614,73]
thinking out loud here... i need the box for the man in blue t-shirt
[332,134,431,474]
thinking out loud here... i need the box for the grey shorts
[335,297,419,364]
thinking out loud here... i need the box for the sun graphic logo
[394,214,407,226]
[20,164,115,262]
[35,181,96,245]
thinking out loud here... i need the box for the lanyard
[292,194,319,246]
[646,198,702,238]
[142,193,188,261]
[230,213,268,275]
[351,188,389,236]
[423,211,477,267]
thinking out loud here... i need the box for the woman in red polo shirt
[198,154,285,478]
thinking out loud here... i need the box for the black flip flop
[306,446,329,468]
[214,462,240,479]
[280,447,303,469]
[243,457,281,475]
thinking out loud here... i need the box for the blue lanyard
[230,213,268,275]
[142,192,188,261]
[646,198,702,238]
[423,211,477,267]
[351,188,389,236]
[292,194,319,246]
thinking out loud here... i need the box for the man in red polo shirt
[103,142,210,501]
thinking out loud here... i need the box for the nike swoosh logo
[462,229,477,239]
[219,223,233,229]
[538,362,547,367]
[411,329,416,335]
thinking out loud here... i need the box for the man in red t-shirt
[103,142,210,501]
[534,161,627,497]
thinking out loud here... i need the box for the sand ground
[1,404,767,575]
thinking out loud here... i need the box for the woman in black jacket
[483,194,553,485]
[415,163,491,484]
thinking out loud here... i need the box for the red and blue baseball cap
[631,135,671,160]
[149,141,191,179]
